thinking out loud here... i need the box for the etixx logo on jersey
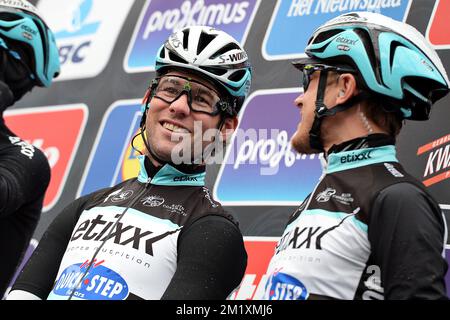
[124,0,261,72]
[262,0,412,60]
[37,0,134,80]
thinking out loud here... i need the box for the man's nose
[294,92,304,109]
[169,92,190,116]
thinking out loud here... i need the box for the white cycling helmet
[294,11,449,120]
[155,25,252,115]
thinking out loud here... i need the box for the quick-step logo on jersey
[213,89,323,205]
[4,105,88,212]
[262,0,412,60]
[426,0,450,49]
[37,0,134,80]
[49,261,129,300]
[264,271,308,300]
[124,0,261,72]
[77,100,142,197]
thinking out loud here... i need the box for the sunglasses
[152,74,231,116]
[300,64,355,92]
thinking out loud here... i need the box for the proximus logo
[143,0,250,39]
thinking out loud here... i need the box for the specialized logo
[110,190,134,203]
[262,0,412,60]
[416,133,450,205]
[213,89,323,205]
[264,271,308,300]
[316,187,353,205]
[124,0,261,72]
[37,0,134,80]
[4,105,88,212]
[141,195,165,207]
[228,238,278,300]
[49,262,129,300]
[340,150,372,164]
[426,0,450,49]
[77,100,143,197]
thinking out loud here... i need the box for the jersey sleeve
[368,182,448,299]
[0,138,50,217]
[9,196,90,299]
[161,215,247,300]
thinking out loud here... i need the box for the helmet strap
[309,70,368,151]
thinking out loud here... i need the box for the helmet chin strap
[308,70,367,151]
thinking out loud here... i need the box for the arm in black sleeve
[161,215,247,300]
[368,182,448,300]
[0,138,50,217]
[10,196,89,299]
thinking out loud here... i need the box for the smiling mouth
[162,122,190,133]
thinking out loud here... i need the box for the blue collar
[327,145,398,174]
[137,155,206,186]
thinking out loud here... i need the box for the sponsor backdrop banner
[8,0,450,299]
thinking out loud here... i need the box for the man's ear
[220,116,238,142]
[336,73,358,104]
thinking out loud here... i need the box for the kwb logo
[37,0,134,80]
[426,0,450,49]
[417,133,450,188]
[4,105,88,211]
[124,0,260,72]
[228,238,278,300]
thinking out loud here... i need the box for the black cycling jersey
[259,134,448,300]
[10,155,247,300]
[0,117,50,296]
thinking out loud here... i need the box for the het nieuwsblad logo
[37,0,134,81]
[262,0,412,60]
[417,133,450,188]
[124,0,261,73]
[426,0,450,49]
[4,105,88,212]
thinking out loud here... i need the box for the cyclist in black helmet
[260,12,449,300]
[0,0,60,297]
[8,25,251,300]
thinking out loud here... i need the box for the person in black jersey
[0,0,60,297]
[7,26,251,300]
[259,12,450,300]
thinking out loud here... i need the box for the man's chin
[291,133,319,155]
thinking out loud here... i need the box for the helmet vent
[210,43,241,60]
[229,70,246,82]
[197,31,217,55]
[0,12,22,21]
[168,51,188,64]
[312,29,342,44]
[199,66,227,76]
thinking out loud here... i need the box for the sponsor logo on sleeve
[4,105,88,211]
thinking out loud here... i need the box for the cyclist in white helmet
[0,0,60,297]
[7,26,251,300]
[260,12,449,300]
